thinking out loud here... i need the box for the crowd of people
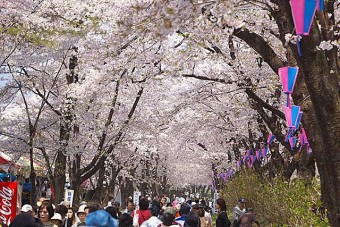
[7,194,259,227]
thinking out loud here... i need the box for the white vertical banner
[133,191,141,206]
[213,192,218,214]
[17,184,23,212]
[64,189,74,207]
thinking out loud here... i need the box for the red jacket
[131,209,152,225]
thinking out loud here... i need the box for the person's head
[179,204,190,216]
[85,204,100,215]
[191,204,199,213]
[77,204,87,223]
[21,204,34,217]
[38,202,54,223]
[67,207,76,222]
[106,206,118,219]
[55,204,68,219]
[114,201,120,209]
[184,211,200,227]
[162,213,175,226]
[139,197,150,210]
[51,213,62,227]
[174,204,181,212]
[238,198,246,209]
[216,198,227,212]
[161,197,167,205]
[36,197,47,207]
[163,207,176,216]
[127,201,135,211]
[119,213,133,227]
[86,210,117,227]
[197,206,205,218]
[9,213,41,227]
[150,201,161,216]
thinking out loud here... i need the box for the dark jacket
[216,211,231,227]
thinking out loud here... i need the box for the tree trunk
[92,162,105,203]
[54,150,67,204]
[54,53,78,204]
[107,166,120,202]
[298,27,340,226]
[29,169,37,205]
[120,169,136,207]
[29,140,37,205]
[54,121,69,204]
[68,169,82,208]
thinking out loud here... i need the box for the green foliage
[220,170,329,226]
[1,25,84,48]
[211,213,217,227]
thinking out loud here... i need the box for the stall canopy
[0,152,46,175]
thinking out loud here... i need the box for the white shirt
[233,205,245,221]
[204,211,212,226]
[140,216,162,227]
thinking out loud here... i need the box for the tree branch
[0,131,28,145]
[35,147,54,183]
[233,27,285,73]
[0,42,20,67]
[245,88,285,120]
[79,87,144,181]
[182,74,236,84]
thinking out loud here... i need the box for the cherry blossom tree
[1,1,340,225]
[118,0,339,224]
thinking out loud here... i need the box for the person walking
[215,198,231,227]
[233,198,246,227]
[140,201,162,227]
[131,197,151,226]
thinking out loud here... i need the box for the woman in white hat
[51,213,63,227]
[71,205,87,227]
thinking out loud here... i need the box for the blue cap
[238,198,246,203]
[85,210,117,227]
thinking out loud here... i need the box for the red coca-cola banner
[0,182,17,225]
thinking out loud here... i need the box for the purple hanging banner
[267,134,276,144]
[289,137,297,149]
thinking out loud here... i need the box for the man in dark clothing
[238,208,260,227]
[175,204,191,227]
[183,211,200,227]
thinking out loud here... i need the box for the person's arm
[233,207,244,220]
